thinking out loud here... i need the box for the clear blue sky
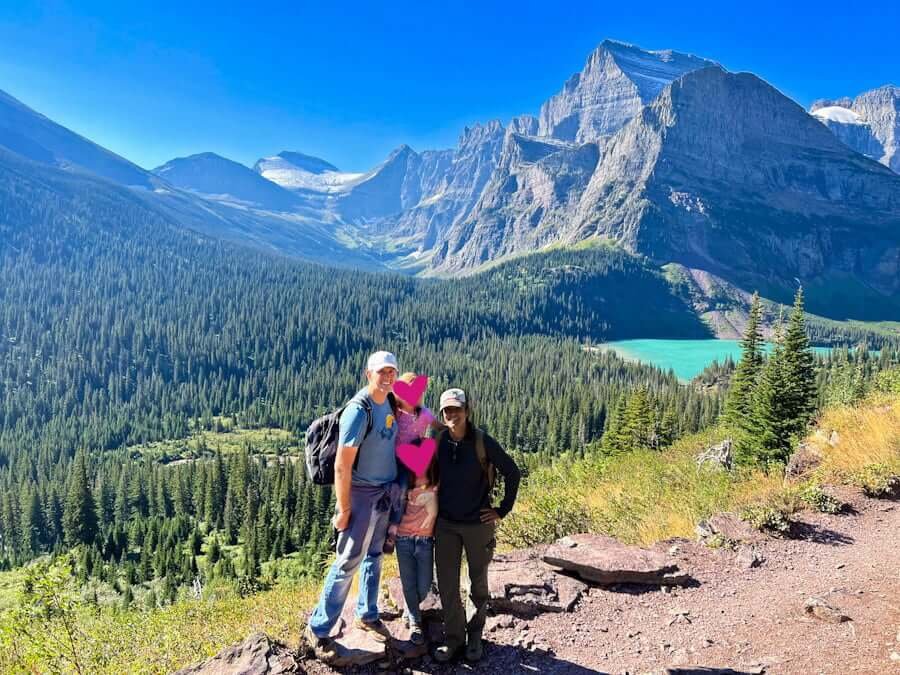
[1,1,897,172]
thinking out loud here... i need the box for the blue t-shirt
[338,388,398,486]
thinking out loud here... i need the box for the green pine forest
[0,153,899,618]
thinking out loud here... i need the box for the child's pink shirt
[395,406,434,445]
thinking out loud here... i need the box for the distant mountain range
[1,39,899,324]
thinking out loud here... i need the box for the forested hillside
[1,147,898,608]
[0,149,726,585]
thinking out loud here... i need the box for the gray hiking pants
[434,517,496,650]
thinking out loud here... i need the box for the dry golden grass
[502,394,900,548]
[811,393,900,476]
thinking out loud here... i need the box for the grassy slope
[502,391,900,548]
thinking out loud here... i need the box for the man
[432,388,521,663]
[305,351,399,657]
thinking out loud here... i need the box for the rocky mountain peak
[537,40,716,145]
[811,84,900,173]
[458,120,505,149]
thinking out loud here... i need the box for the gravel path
[301,488,900,674]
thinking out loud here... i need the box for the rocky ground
[179,487,900,674]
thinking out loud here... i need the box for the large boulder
[542,534,692,586]
[489,550,587,615]
[172,633,298,675]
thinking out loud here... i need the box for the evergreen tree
[780,287,817,438]
[724,292,764,429]
[62,452,99,547]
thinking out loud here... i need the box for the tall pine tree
[724,292,764,430]
[63,451,99,547]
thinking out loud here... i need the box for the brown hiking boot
[303,623,338,661]
[353,617,391,642]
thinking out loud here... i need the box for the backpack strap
[474,428,495,489]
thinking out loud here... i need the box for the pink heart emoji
[396,438,437,477]
[393,375,429,407]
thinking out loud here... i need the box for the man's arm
[333,444,358,531]
[333,401,367,531]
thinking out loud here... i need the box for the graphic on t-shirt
[378,421,396,441]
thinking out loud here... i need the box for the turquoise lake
[601,339,833,381]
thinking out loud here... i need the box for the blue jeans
[395,535,434,626]
[308,484,391,638]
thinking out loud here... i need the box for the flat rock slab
[489,550,587,614]
[543,533,692,586]
[173,632,299,675]
[326,627,387,667]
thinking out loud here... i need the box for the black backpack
[304,394,396,485]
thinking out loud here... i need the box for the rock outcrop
[543,533,693,586]
[172,633,298,675]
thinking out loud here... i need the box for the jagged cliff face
[537,40,715,145]
[430,67,900,309]
[378,121,506,247]
[432,134,600,267]
[576,69,900,298]
[811,85,900,173]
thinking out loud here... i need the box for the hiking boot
[465,633,484,662]
[408,621,425,645]
[353,617,391,642]
[433,643,461,663]
[303,623,338,661]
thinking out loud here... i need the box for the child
[388,372,439,645]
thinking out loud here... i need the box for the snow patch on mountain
[253,152,363,193]
[812,106,863,125]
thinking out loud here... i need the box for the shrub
[849,463,900,498]
[739,490,802,536]
[739,503,792,535]
[797,484,846,514]
[871,368,900,395]
[500,488,592,548]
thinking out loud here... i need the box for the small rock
[668,544,680,555]
[804,597,851,624]
[173,633,297,674]
[736,545,764,569]
[696,438,733,470]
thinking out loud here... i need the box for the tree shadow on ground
[788,521,854,546]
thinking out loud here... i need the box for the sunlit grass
[502,393,900,548]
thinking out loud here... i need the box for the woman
[431,387,520,664]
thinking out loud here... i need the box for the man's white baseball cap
[366,350,398,372]
[439,388,467,411]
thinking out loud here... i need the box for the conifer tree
[63,452,99,547]
[780,287,817,438]
[724,292,764,429]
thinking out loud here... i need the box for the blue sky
[0,1,897,172]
